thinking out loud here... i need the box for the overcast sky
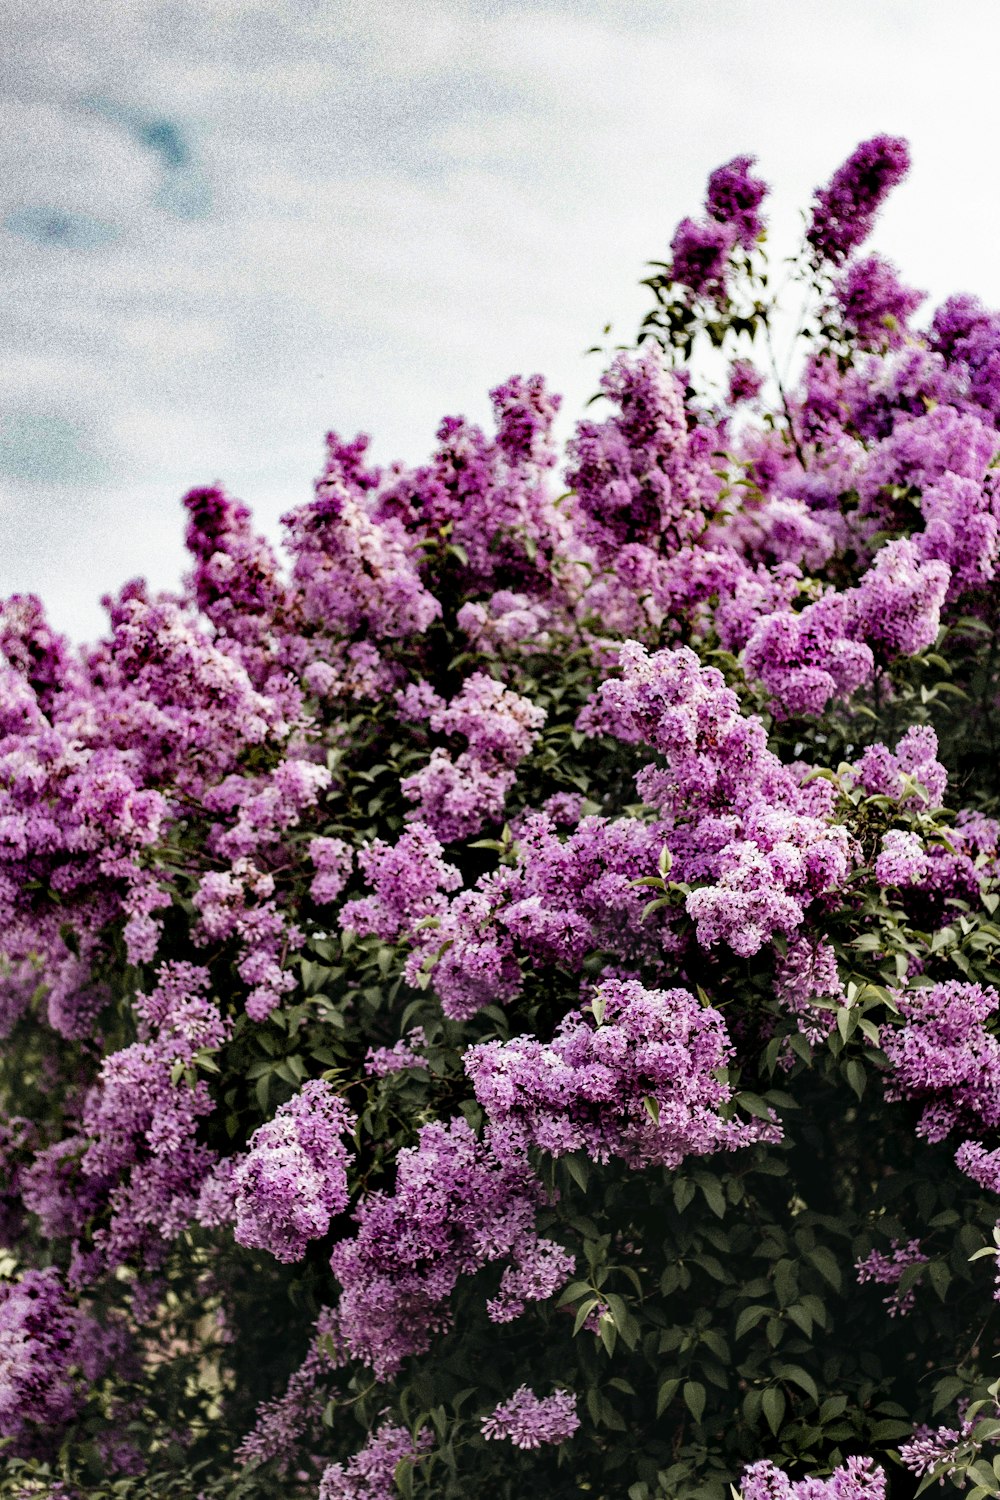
[3,0,1000,640]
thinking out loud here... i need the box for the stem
[760,307,806,468]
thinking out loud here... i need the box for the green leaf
[573,1298,599,1335]
[773,1363,818,1402]
[966,1461,1000,1493]
[699,1177,726,1218]
[869,1420,914,1441]
[807,1246,842,1292]
[683,1380,706,1425]
[735,1305,770,1340]
[843,1058,866,1099]
[673,1178,696,1213]
[928,1260,951,1301]
[564,1154,589,1193]
[762,1386,786,1436]
[657,1377,680,1417]
[395,1458,415,1499]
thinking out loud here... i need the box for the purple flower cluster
[329,1119,572,1378]
[566,347,720,558]
[899,1415,985,1482]
[742,1456,885,1500]
[807,135,910,265]
[874,830,930,889]
[480,1386,580,1449]
[853,725,948,808]
[882,981,1000,1142]
[0,1268,124,1448]
[235,1307,344,1470]
[319,1420,432,1499]
[413,809,680,1020]
[340,822,461,941]
[774,936,841,1045]
[584,642,850,955]
[466,976,778,1168]
[670,216,736,298]
[743,537,951,718]
[365,1026,428,1077]
[833,255,925,350]
[706,154,769,249]
[400,673,546,841]
[855,1237,929,1316]
[78,962,230,1270]
[232,1080,355,1263]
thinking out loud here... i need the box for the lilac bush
[2,137,1000,1500]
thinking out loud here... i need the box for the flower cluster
[466,976,778,1168]
[232,1080,355,1263]
[855,1238,929,1316]
[742,1457,885,1500]
[806,134,910,265]
[400,673,546,841]
[480,1386,580,1449]
[78,962,230,1271]
[318,1421,432,1500]
[0,1269,125,1448]
[882,981,1000,1142]
[328,1119,572,1379]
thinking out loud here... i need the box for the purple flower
[233,1079,355,1263]
[727,358,765,405]
[481,1386,580,1449]
[875,829,930,888]
[466,976,778,1169]
[833,255,924,350]
[308,836,353,906]
[807,135,910,265]
[882,980,1000,1142]
[0,1269,124,1447]
[319,1419,432,1499]
[705,154,769,249]
[742,1457,885,1500]
[855,1237,928,1316]
[329,1118,569,1379]
[669,215,736,297]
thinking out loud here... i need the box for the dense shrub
[4,137,1000,1500]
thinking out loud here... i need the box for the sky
[3,0,1000,640]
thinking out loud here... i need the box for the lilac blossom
[0,1269,124,1447]
[339,822,461,940]
[741,1457,885,1500]
[855,1237,929,1316]
[328,1119,571,1379]
[466,976,779,1169]
[833,255,925,350]
[365,1027,428,1078]
[236,1307,344,1470]
[669,216,736,297]
[80,962,230,1270]
[705,154,769,249]
[309,836,354,905]
[806,135,910,265]
[900,1414,989,1482]
[233,1080,355,1263]
[882,981,1000,1141]
[480,1386,580,1449]
[319,1420,433,1500]
[875,830,931,888]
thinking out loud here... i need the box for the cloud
[0,411,110,486]
[3,206,119,251]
